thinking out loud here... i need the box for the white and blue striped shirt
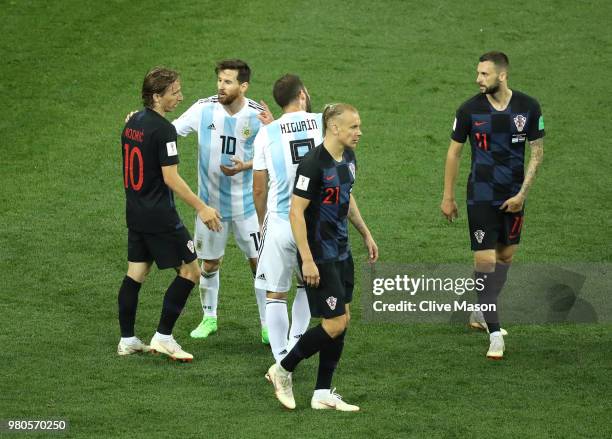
[253,111,323,219]
[173,96,263,220]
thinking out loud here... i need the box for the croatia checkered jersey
[451,90,545,206]
[253,111,323,219]
[172,96,264,220]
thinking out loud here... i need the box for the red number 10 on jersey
[123,143,143,191]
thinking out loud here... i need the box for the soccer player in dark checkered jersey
[117,67,222,362]
[266,103,378,411]
[441,52,545,359]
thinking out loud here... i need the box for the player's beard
[218,90,239,105]
[482,81,500,95]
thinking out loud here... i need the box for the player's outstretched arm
[161,164,222,232]
[289,195,319,287]
[348,194,378,263]
[441,140,464,222]
[500,138,544,212]
[253,170,268,228]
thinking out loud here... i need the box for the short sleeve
[450,107,471,143]
[293,153,321,200]
[527,100,545,141]
[172,99,204,137]
[156,123,179,167]
[252,127,268,171]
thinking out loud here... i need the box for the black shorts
[303,256,354,319]
[467,204,525,251]
[127,227,197,269]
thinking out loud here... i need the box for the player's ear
[240,81,249,94]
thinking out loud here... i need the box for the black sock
[487,263,510,333]
[475,271,499,329]
[157,276,195,335]
[118,276,142,337]
[475,264,511,333]
[315,330,346,390]
[281,324,334,372]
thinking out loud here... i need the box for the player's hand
[257,100,274,125]
[198,206,223,232]
[500,193,525,213]
[220,157,245,176]
[302,260,320,288]
[441,198,458,222]
[124,110,137,123]
[363,235,378,264]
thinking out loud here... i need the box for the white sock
[154,332,172,341]
[313,389,331,398]
[266,298,289,363]
[200,271,219,318]
[288,285,310,351]
[254,285,267,327]
[121,336,137,344]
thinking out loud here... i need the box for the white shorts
[194,213,260,260]
[255,214,299,293]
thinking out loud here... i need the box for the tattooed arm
[500,138,544,212]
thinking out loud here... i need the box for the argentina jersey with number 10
[172,96,263,220]
[253,111,323,219]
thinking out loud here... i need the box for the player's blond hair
[322,103,358,135]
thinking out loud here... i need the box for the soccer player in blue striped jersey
[253,74,323,364]
[172,59,272,342]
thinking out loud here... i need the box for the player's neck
[283,102,303,114]
[151,105,166,118]
[223,96,246,116]
[323,139,344,162]
[486,86,512,111]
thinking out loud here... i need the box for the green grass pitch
[1,0,611,437]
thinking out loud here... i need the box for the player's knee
[474,253,496,273]
[267,292,288,300]
[179,263,200,283]
[127,264,150,283]
[495,245,516,265]
[322,315,347,338]
[203,259,221,273]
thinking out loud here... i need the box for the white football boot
[265,364,296,409]
[311,388,360,412]
[149,334,193,362]
[469,310,508,336]
[117,337,150,356]
[486,332,505,360]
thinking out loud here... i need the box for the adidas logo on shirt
[257,273,266,281]
[207,123,216,130]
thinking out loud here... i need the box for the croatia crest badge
[513,114,527,132]
[326,296,337,310]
